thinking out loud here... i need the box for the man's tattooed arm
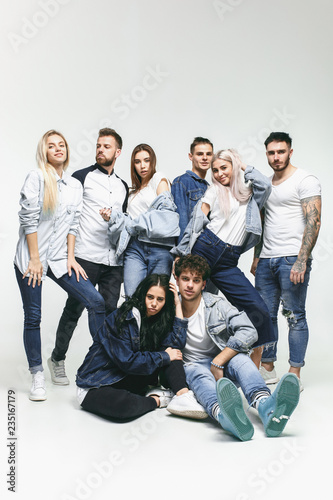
[290,195,321,284]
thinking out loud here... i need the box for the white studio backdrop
[0,0,332,498]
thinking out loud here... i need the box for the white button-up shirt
[14,169,83,279]
[73,165,128,266]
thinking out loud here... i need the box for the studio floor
[1,316,331,500]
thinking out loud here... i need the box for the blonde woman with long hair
[172,149,275,361]
[14,130,105,401]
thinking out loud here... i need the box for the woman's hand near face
[169,281,183,319]
[165,347,183,361]
[99,207,112,222]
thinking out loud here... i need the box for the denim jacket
[171,166,271,256]
[171,170,209,241]
[107,191,180,264]
[76,309,188,389]
[202,292,258,352]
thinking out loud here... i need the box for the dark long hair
[130,143,157,194]
[115,274,175,350]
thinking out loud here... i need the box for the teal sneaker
[216,378,254,441]
[257,373,300,437]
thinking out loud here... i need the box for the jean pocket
[283,256,298,265]
[198,231,215,246]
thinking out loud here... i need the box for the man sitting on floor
[167,254,300,441]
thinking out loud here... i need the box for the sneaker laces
[53,360,66,378]
[32,372,45,390]
[272,415,290,423]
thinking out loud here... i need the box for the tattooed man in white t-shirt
[251,132,321,390]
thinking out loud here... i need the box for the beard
[96,153,116,167]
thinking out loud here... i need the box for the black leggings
[81,360,187,422]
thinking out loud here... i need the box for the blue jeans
[192,228,275,348]
[15,265,105,373]
[184,355,270,418]
[52,258,122,361]
[123,238,173,297]
[255,257,312,367]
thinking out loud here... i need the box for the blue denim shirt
[171,166,271,256]
[202,292,258,352]
[171,170,209,242]
[76,309,188,389]
[107,191,180,264]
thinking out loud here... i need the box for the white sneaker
[167,390,208,420]
[145,387,174,408]
[297,377,304,392]
[259,366,280,385]
[48,357,69,385]
[29,371,47,401]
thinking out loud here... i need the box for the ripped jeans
[255,256,312,367]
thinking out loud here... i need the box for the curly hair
[174,255,211,281]
[115,274,175,351]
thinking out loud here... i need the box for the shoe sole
[29,394,47,401]
[264,374,300,438]
[216,379,254,441]
[167,408,208,420]
[264,377,280,385]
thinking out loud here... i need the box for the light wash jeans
[255,256,312,367]
[184,354,270,418]
[123,238,173,297]
[15,265,105,373]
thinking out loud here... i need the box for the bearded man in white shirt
[48,128,128,384]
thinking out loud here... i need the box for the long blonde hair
[36,130,70,213]
[211,149,252,218]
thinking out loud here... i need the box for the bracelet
[211,361,224,370]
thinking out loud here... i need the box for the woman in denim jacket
[14,130,105,402]
[76,274,206,421]
[171,149,275,361]
[100,144,179,297]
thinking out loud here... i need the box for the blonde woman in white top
[14,130,105,401]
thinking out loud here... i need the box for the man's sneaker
[167,390,208,420]
[145,387,174,408]
[216,378,254,441]
[259,365,280,385]
[29,371,47,401]
[48,357,69,385]
[257,373,300,437]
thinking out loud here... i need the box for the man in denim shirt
[171,137,213,242]
[167,255,300,441]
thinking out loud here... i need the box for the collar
[56,170,69,185]
[95,163,115,176]
[186,170,209,183]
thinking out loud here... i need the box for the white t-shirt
[128,172,169,218]
[182,298,220,363]
[260,168,321,258]
[201,185,248,246]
